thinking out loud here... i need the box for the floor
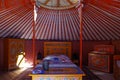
[0,68,32,80]
[0,67,115,80]
[90,69,115,80]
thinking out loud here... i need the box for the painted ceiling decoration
[36,0,79,10]
[0,0,120,40]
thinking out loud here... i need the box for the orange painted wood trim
[29,74,85,77]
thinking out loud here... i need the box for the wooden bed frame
[29,74,85,80]
[44,42,72,59]
[29,42,85,80]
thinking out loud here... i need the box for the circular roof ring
[36,0,79,10]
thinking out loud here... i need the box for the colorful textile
[33,55,83,74]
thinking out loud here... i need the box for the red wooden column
[32,1,36,68]
[79,1,83,69]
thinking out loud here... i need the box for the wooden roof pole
[79,1,83,69]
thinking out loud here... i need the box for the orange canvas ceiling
[0,0,120,40]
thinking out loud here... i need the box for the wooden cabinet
[88,45,114,73]
[88,52,113,73]
[94,45,114,54]
[113,55,120,80]
[112,41,120,54]
[4,38,24,70]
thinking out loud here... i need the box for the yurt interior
[0,0,120,80]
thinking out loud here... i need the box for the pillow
[43,55,71,63]
[59,55,71,62]
[59,55,70,60]
[43,55,60,62]
[53,57,59,61]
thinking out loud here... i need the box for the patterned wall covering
[0,0,120,40]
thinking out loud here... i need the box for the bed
[29,55,85,80]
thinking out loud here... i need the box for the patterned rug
[14,66,102,80]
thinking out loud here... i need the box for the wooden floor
[91,69,115,80]
[0,67,115,80]
[0,68,32,80]
[0,67,95,80]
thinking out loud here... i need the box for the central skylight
[36,0,79,10]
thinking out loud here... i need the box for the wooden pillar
[79,1,83,69]
[32,1,36,68]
